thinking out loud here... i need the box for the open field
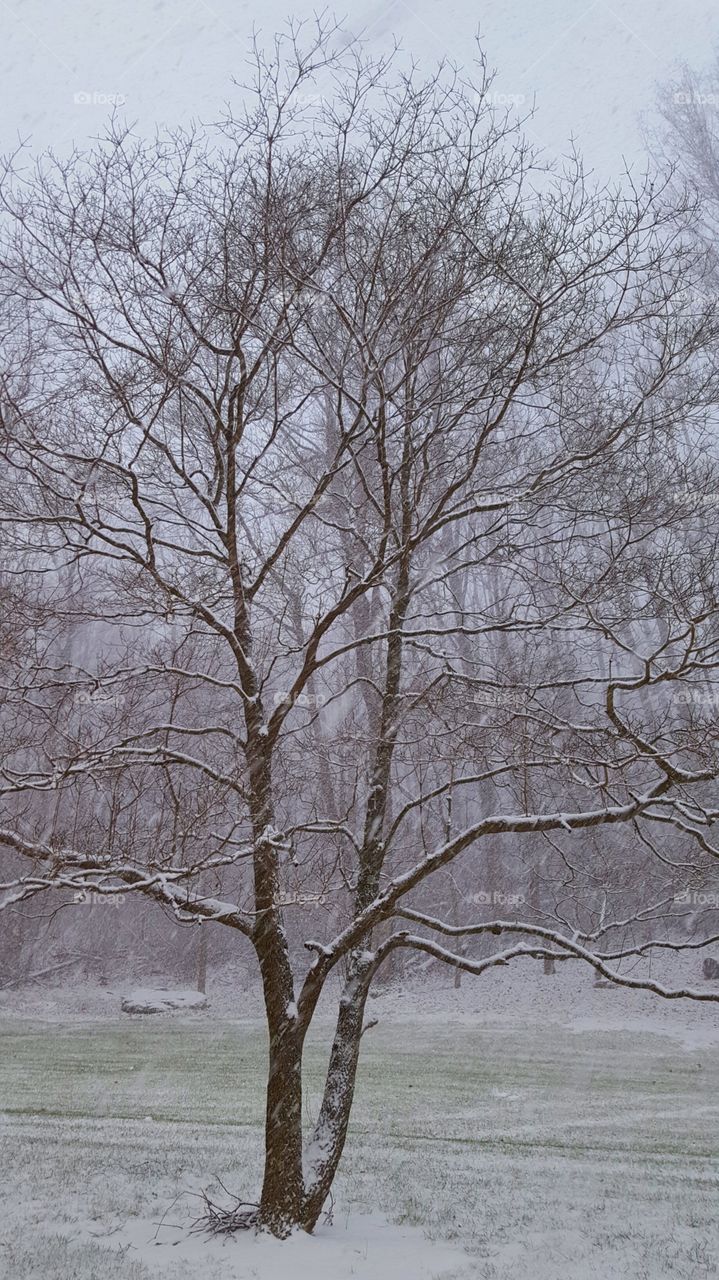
[1,1002,718,1279]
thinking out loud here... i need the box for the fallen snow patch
[566,1013,719,1051]
[121,988,208,1014]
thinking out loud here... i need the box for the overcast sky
[2,0,718,178]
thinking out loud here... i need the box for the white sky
[1,1,718,178]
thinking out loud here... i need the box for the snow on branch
[382,931,719,1002]
[0,828,254,934]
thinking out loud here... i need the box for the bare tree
[650,56,719,269]
[1,22,719,1239]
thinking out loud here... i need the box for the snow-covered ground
[2,0,719,179]
[3,948,718,1047]
[1,961,718,1278]
[26,1211,471,1280]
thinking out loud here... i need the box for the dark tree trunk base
[197,1184,319,1239]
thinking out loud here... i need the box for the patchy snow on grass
[1,999,718,1279]
[2,954,719,1278]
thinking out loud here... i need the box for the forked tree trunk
[254,987,366,1236]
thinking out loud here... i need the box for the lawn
[0,1013,717,1278]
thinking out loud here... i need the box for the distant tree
[2,22,719,1238]
[651,55,719,269]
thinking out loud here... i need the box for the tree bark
[302,955,373,1230]
[246,723,305,1236]
[259,1016,305,1235]
[196,926,208,994]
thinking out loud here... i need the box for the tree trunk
[196,926,207,994]
[302,956,372,1231]
[245,724,306,1236]
[258,1017,305,1235]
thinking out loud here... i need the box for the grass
[0,1012,717,1278]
